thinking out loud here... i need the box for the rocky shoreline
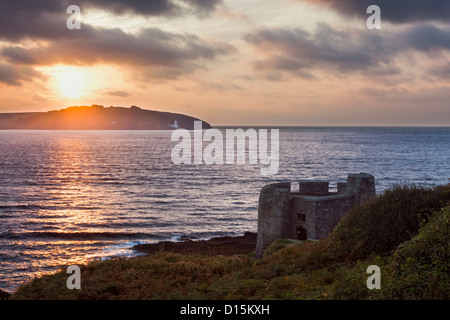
[0,233,257,298]
[0,289,10,300]
[132,232,257,256]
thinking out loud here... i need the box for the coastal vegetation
[10,184,450,300]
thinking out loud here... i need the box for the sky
[0,0,449,126]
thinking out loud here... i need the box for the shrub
[329,184,450,260]
[332,206,450,300]
[388,205,450,299]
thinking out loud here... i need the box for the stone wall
[254,182,291,259]
[347,173,376,204]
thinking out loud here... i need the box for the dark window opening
[298,213,306,221]
[296,227,307,240]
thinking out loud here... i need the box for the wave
[0,231,159,240]
[0,204,101,211]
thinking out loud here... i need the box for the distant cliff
[0,105,212,130]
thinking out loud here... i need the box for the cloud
[244,22,450,80]
[0,0,222,19]
[181,0,223,16]
[79,0,178,16]
[2,27,234,66]
[101,90,131,97]
[0,62,42,86]
[0,0,222,41]
[397,24,450,52]
[299,0,450,23]
[2,47,39,65]
[244,23,389,79]
[1,26,236,81]
[0,62,23,85]
[216,6,251,22]
[82,0,223,16]
[32,94,49,102]
[0,0,233,85]
[428,63,450,80]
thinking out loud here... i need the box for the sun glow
[56,70,84,98]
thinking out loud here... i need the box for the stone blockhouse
[255,173,375,258]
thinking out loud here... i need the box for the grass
[10,184,450,300]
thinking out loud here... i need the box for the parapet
[346,172,376,204]
[299,181,329,195]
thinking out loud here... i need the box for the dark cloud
[0,10,71,41]
[79,0,222,16]
[244,22,450,80]
[244,23,389,79]
[0,0,233,84]
[398,24,450,52]
[79,0,177,16]
[1,25,236,81]
[2,27,234,66]
[300,0,450,23]
[0,0,222,41]
[182,0,222,16]
[104,90,131,97]
[0,62,42,86]
[0,0,222,18]
[0,62,22,85]
[2,47,39,65]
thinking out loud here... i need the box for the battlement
[298,181,329,195]
[255,173,376,258]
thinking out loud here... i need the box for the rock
[133,232,257,256]
[0,289,10,300]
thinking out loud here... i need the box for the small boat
[169,120,179,129]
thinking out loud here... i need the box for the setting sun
[57,70,84,98]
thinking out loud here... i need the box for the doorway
[296,227,307,240]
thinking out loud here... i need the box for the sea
[0,127,449,293]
